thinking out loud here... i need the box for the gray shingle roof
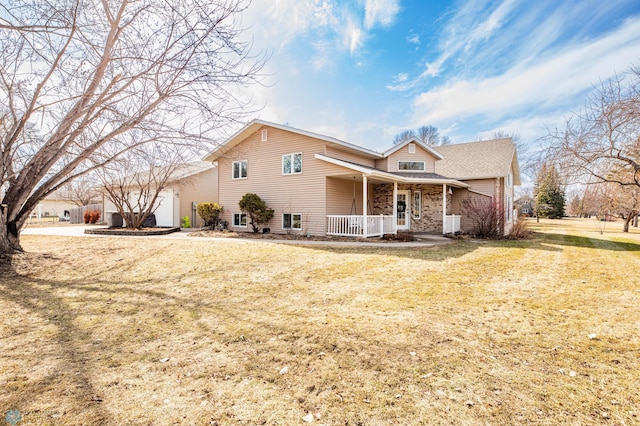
[434,138,519,183]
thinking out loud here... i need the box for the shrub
[84,210,100,223]
[196,202,223,228]
[507,216,530,239]
[181,215,191,228]
[238,193,274,233]
[89,210,101,223]
[461,196,504,239]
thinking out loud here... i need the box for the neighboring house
[515,196,534,217]
[32,190,79,221]
[102,161,219,228]
[204,119,520,237]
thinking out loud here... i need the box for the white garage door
[153,189,175,227]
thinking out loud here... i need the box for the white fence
[444,214,461,234]
[326,215,396,238]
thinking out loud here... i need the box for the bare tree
[417,125,440,145]
[588,180,640,232]
[98,143,198,229]
[60,178,101,207]
[393,125,450,146]
[393,130,417,145]
[0,0,265,253]
[549,65,640,192]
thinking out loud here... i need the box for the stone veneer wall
[372,184,452,233]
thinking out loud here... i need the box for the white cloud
[243,0,400,70]
[364,0,400,29]
[387,0,520,90]
[406,34,420,45]
[411,16,640,137]
[344,18,365,56]
[462,0,516,52]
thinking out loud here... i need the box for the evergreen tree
[534,164,565,219]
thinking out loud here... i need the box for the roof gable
[382,137,444,160]
[205,119,382,161]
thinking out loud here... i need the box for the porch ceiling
[326,173,396,184]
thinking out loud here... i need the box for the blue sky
[240,0,640,155]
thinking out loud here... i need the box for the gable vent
[261,129,268,141]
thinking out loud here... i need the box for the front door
[397,190,410,230]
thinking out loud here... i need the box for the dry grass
[1,218,639,425]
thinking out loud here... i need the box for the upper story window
[232,160,247,179]
[398,161,425,172]
[408,143,416,154]
[283,153,302,175]
[506,172,513,187]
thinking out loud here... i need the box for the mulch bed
[189,230,429,243]
[84,227,180,236]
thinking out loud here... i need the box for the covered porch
[322,168,466,238]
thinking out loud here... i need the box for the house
[31,190,79,222]
[204,119,520,237]
[102,161,219,228]
[515,196,534,217]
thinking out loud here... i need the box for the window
[233,213,247,227]
[408,143,416,154]
[261,129,268,141]
[282,153,302,175]
[398,161,425,171]
[283,213,302,230]
[506,173,512,187]
[412,191,421,220]
[232,160,247,179]
[506,195,513,223]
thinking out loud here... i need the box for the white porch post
[442,184,447,234]
[362,174,368,237]
[393,181,398,234]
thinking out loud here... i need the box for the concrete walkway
[21,225,454,247]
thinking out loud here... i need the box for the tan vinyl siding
[324,146,376,168]
[464,179,497,197]
[375,158,388,170]
[218,126,362,236]
[386,144,437,172]
[325,177,374,215]
[177,168,219,227]
[450,188,493,233]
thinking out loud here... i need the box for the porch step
[411,232,451,242]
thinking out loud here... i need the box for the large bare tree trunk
[0,206,22,253]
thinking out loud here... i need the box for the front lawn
[1,218,639,425]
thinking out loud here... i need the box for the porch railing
[444,214,461,234]
[327,215,396,238]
